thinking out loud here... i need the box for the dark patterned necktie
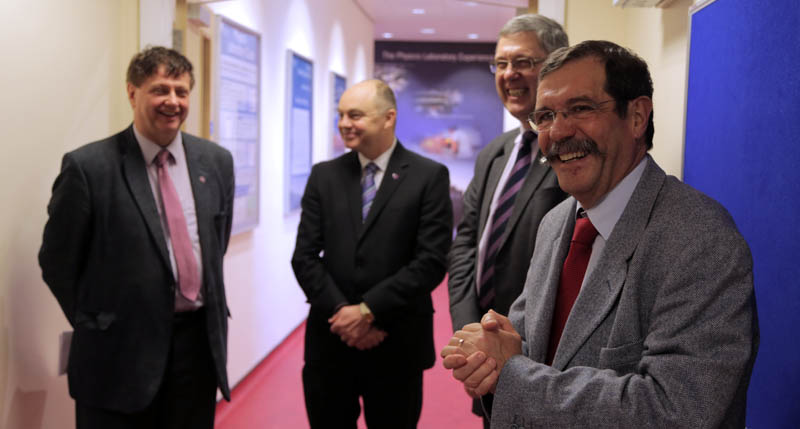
[477,131,535,310]
[361,162,378,222]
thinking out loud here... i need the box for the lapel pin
[392,173,399,180]
[199,175,206,183]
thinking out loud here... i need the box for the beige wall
[565,0,694,178]
[0,0,374,427]
[0,1,138,427]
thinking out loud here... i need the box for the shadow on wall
[4,388,46,429]
[662,0,692,47]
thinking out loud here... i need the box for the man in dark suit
[447,14,569,427]
[292,79,452,428]
[442,41,759,427]
[39,46,234,429]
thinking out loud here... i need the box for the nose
[546,112,576,142]
[165,90,179,105]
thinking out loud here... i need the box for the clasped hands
[440,310,522,398]
[329,304,387,350]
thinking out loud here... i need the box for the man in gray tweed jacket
[441,40,758,428]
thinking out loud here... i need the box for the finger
[452,351,487,382]
[483,309,515,332]
[473,367,500,396]
[463,357,496,389]
[460,323,482,332]
[441,344,469,359]
[442,353,468,370]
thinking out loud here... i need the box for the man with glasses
[448,14,568,426]
[441,40,759,427]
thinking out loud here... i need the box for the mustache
[542,137,600,163]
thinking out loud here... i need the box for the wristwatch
[359,302,374,323]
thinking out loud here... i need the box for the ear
[126,82,137,108]
[628,96,652,140]
[383,108,397,129]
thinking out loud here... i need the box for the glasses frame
[528,99,616,132]
[489,56,547,74]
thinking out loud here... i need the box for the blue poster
[331,73,347,157]
[374,41,503,190]
[285,51,313,212]
[217,18,260,233]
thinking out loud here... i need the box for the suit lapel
[525,200,576,363]
[343,152,364,237]
[504,137,550,238]
[119,126,171,268]
[183,134,212,259]
[552,157,666,369]
[359,143,409,241]
[478,132,517,235]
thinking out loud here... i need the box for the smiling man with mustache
[442,40,759,428]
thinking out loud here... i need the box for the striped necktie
[477,131,535,310]
[361,162,379,222]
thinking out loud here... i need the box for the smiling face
[127,65,191,146]
[494,31,548,125]
[337,81,396,160]
[536,57,651,208]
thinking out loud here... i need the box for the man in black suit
[292,79,452,428]
[39,46,234,429]
[447,14,569,427]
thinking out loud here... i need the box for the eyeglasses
[528,99,616,132]
[489,57,546,74]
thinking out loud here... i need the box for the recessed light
[412,8,426,14]
[467,33,479,39]
[465,1,478,6]
[383,32,393,38]
[420,28,436,34]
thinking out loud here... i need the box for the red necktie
[156,149,201,302]
[546,214,598,365]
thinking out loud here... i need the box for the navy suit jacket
[39,125,234,412]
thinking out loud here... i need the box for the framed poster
[330,72,347,158]
[216,17,260,234]
[285,50,313,213]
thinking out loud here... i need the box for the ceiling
[354,0,530,42]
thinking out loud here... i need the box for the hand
[329,305,371,344]
[352,327,388,350]
[439,310,522,395]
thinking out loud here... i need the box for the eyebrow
[536,95,598,111]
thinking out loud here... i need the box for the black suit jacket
[291,142,452,370]
[39,126,234,412]
[448,128,567,331]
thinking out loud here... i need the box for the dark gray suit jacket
[491,157,759,428]
[449,128,566,331]
[39,126,234,412]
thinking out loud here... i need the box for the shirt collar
[358,138,397,172]
[133,124,184,166]
[577,156,648,240]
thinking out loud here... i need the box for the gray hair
[499,14,569,54]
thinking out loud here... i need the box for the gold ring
[458,338,464,346]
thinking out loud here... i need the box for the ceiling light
[465,1,478,5]
[383,32,393,38]
[412,8,426,14]
[420,28,436,34]
[468,33,479,39]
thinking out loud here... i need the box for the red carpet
[215,280,483,428]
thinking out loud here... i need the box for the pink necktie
[546,213,598,365]
[156,149,201,302]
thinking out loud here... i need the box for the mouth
[545,138,599,164]
[158,109,181,119]
[558,151,589,163]
[506,88,528,98]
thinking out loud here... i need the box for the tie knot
[364,162,378,175]
[156,149,173,168]
[521,130,536,145]
[572,216,598,245]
